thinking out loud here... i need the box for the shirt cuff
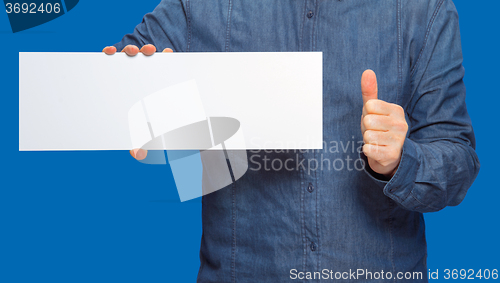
[360,138,423,212]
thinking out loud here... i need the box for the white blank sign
[19,52,323,151]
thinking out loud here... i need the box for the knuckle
[402,121,409,132]
[393,104,404,113]
[399,121,409,133]
[362,117,369,129]
[397,105,406,116]
[392,119,407,132]
[363,130,371,141]
[374,147,386,161]
[362,144,371,155]
[366,145,379,159]
[365,99,376,112]
[364,130,378,144]
[366,99,382,114]
[363,115,375,129]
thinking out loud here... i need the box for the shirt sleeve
[113,0,189,52]
[361,0,480,213]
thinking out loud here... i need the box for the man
[103,0,480,282]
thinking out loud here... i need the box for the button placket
[300,0,320,273]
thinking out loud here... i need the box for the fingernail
[136,149,146,160]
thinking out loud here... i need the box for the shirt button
[307,183,314,193]
[307,10,314,18]
[310,242,317,252]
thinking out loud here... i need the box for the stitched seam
[225,0,233,52]
[299,152,306,279]
[299,1,307,52]
[409,0,446,77]
[311,0,318,51]
[388,200,396,283]
[186,0,191,52]
[314,151,320,272]
[231,183,236,283]
[396,0,402,105]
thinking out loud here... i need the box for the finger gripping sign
[4,0,79,33]
[128,80,249,202]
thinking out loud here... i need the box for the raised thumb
[361,69,378,105]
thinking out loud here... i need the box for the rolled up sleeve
[362,0,480,213]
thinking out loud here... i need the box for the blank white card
[19,52,322,150]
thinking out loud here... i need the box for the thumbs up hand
[360,70,408,178]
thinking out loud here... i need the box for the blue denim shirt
[114,0,480,282]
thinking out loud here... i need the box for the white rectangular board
[19,52,322,150]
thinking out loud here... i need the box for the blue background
[0,1,497,282]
